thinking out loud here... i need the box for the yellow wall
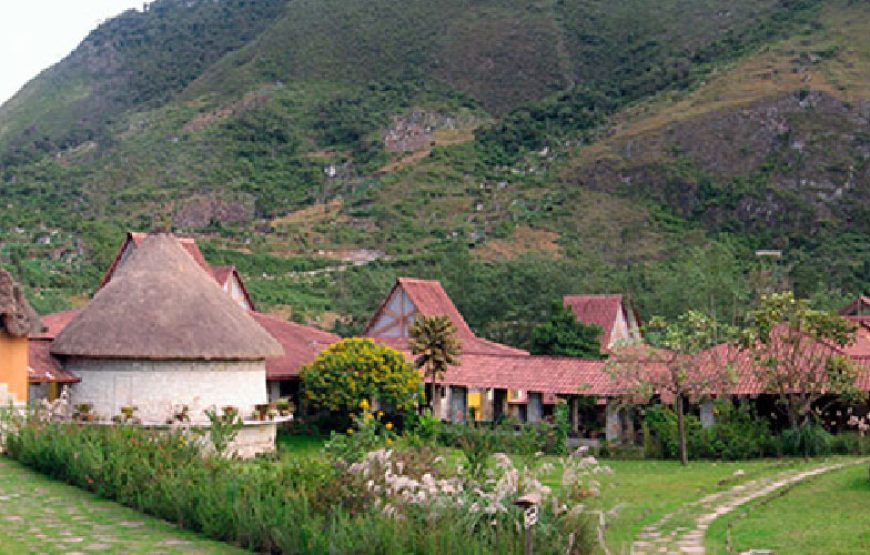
[0,331,28,404]
[467,391,482,421]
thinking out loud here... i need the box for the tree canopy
[529,302,605,359]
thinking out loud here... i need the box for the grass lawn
[576,458,829,552]
[0,459,243,554]
[276,430,329,459]
[706,462,870,554]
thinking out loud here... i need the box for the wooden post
[571,396,580,433]
[515,493,540,555]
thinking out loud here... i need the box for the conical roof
[51,234,282,360]
[0,269,44,337]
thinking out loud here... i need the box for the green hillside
[1,0,868,347]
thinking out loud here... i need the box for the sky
[0,1,145,105]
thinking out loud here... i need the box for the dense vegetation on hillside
[1,0,869,347]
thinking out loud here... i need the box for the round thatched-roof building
[52,234,283,440]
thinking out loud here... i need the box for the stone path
[631,460,866,555]
[0,460,243,554]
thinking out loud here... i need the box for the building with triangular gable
[563,294,642,351]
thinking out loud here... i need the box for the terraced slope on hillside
[1,0,868,346]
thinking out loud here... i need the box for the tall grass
[2,419,595,554]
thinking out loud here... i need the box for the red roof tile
[250,313,340,380]
[212,265,234,285]
[839,296,870,317]
[438,354,615,396]
[28,341,80,384]
[30,309,82,340]
[564,294,634,350]
[840,319,870,358]
[211,265,256,310]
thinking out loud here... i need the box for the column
[700,399,716,429]
[605,399,621,443]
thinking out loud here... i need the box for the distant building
[364,278,620,435]
[563,294,642,351]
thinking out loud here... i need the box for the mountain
[0,0,867,346]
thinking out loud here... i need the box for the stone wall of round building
[64,358,268,424]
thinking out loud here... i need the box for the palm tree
[408,315,462,412]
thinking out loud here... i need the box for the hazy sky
[0,1,145,105]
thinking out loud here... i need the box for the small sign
[524,505,538,528]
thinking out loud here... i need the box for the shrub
[780,424,833,458]
[643,401,777,460]
[301,338,422,415]
[829,432,870,455]
[437,419,565,456]
[703,401,777,460]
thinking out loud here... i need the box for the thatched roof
[51,234,282,360]
[0,269,44,337]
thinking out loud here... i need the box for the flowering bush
[338,444,609,553]
[301,338,422,415]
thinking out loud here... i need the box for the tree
[742,292,863,430]
[408,315,462,410]
[608,310,741,465]
[530,302,605,359]
[301,338,422,414]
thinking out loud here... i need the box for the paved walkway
[631,460,865,555]
[0,459,243,554]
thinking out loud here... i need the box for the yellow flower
[377,410,384,418]
[347,428,354,435]
[359,399,370,410]
[385,422,393,430]
[386,438,393,445]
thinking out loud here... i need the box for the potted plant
[173,404,190,424]
[74,403,94,422]
[276,399,292,417]
[254,403,270,421]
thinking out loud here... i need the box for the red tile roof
[365,278,528,356]
[30,309,82,340]
[564,294,634,350]
[28,341,80,384]
[437,354,616,396]
[840,319,870,358]
[212,265,235,285]
[839,296,870,317]
[211,265,256,310]
[250,312,340,380]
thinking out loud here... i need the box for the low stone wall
[230,422,277,459]
[64,358,268,424]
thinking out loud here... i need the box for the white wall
[65,358,267,424]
